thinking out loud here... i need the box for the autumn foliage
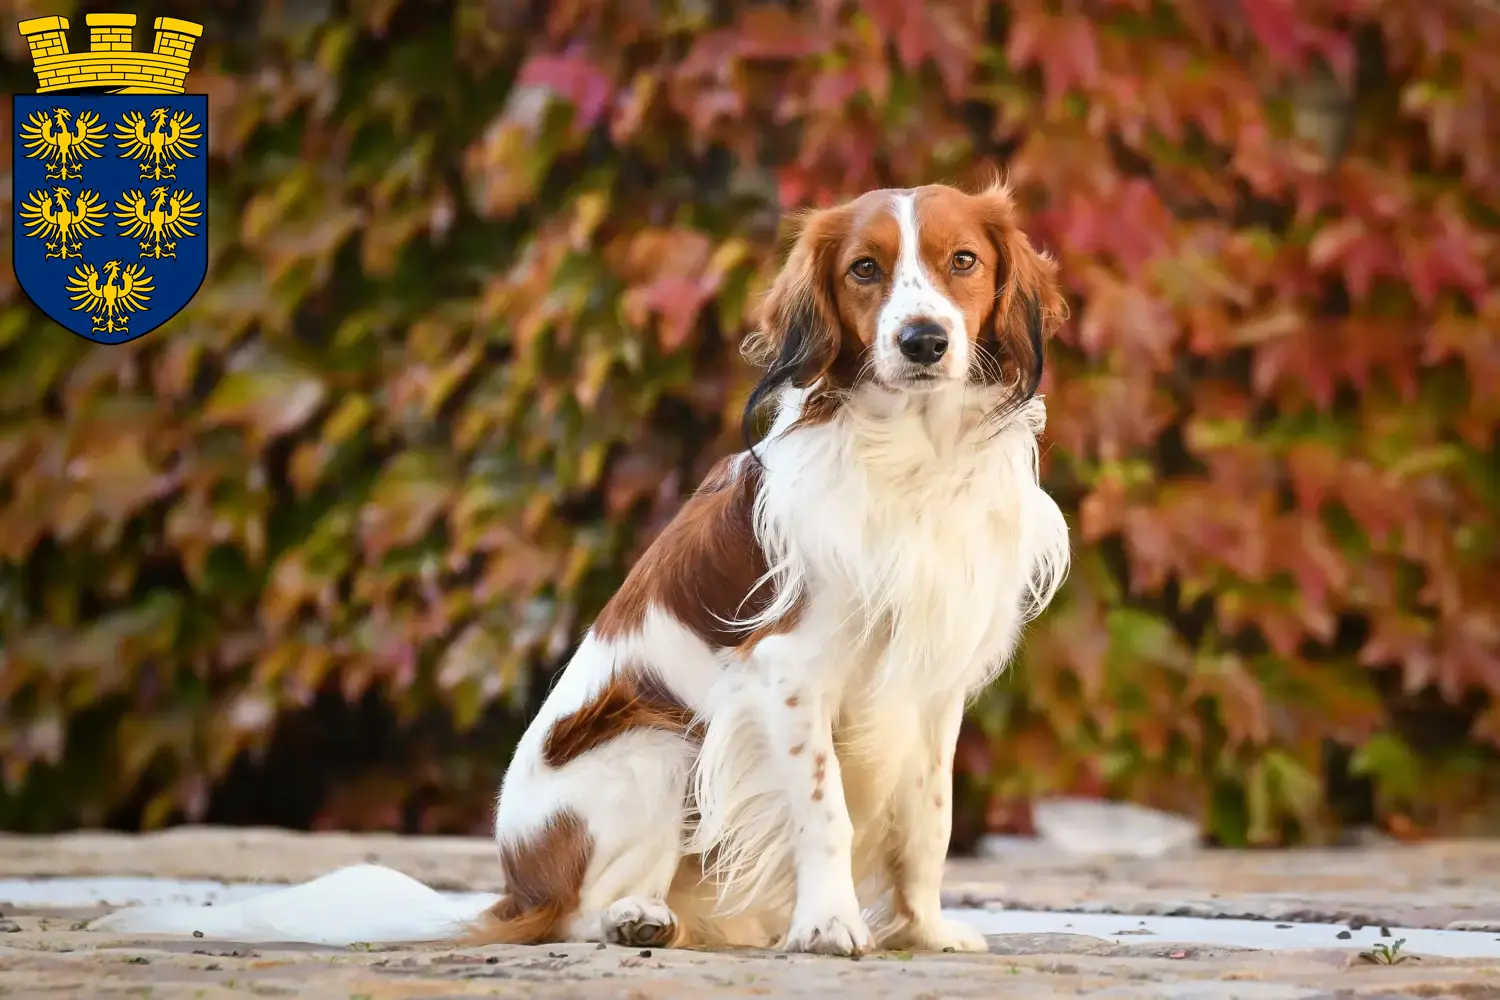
[1,0,1497,843]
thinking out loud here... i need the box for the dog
[91,180,1070,956]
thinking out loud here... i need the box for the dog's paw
[885,916,989,954]
[781,910,874,957]
[601,897,679,949]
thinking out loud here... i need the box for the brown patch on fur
[812,787,824,801]
[591,455,801,650]
[742,202,877,379]
[914,181,1066,395]
[741,191,902,433]
[789,742,806,756]
[542,667,702,768]
[464,810,592,945]
[784,695,800,707]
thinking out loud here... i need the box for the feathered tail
[88,864,501,947]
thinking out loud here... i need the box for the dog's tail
[91,813,594,947]
[88,864,502,946]
[459,894,578,946]
[460,810,594,946]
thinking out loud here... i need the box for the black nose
[897,322,949,365]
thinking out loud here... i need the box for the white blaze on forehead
[875,192,969,370]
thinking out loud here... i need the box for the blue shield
[13,93,208,345]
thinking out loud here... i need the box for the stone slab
[1,828,1499,998]
[5,827,1500,928]
[2,915,1499,999]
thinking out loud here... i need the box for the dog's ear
[741,207,849,423]
[972,180,1067,405]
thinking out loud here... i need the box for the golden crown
[18,13,201,95]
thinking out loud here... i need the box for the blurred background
[0,0,1496,852]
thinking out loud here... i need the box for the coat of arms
[12,14,206,345]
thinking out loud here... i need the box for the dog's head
[743,181,1066,427]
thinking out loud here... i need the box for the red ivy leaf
[862,0,979,100]
[1406,222,1490,308]
[1007,13,1103,105]
[518,50,615,130]
[1308,217,1407,301]
[1238,0,1303,68]
[735,5,830,60]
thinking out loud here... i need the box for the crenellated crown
[18,13,201,95]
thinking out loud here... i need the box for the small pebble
[595,942,606,950]
[0,920,20,933]
[1380,926,1392,938]
[192,930,204,938]
[638,949,651,958]
[1275,924,1293,929]
[486,956,499,965]
[1336,930,1352,940]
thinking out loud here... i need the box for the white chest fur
[752,389,1070,698]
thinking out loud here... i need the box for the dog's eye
[952,251,978,272]
[849,258,880,281]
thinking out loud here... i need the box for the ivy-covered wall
[1,0,1496,844]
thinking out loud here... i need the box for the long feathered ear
[972,179,1068,412]
[741,207,848,438]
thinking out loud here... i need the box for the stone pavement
[1,827,1499,998]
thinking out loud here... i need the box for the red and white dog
[94,181,1070,956]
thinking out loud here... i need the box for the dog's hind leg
[479,718,697,946]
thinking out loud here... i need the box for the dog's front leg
[879,693,989,953]
[753,636,873,957]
